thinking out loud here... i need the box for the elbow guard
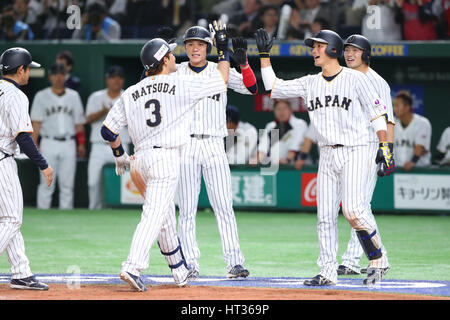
[101,125,118,142]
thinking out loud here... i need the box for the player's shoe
[337,265,360,275]
[361,265,390,276]
[363,267,385,286]
[173,266,196,287]
[10,276,49,290]
[227,265,249,279]
[187,265,200,281]
[120,271,147,292]
[303,275,336,286]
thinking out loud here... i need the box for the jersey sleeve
[437,127,450,153]
[355,73,387,121]
[30,91,45,122]
[270,76,309,100]
[415,119,432,151]
[227,68,252,95]
[188,69,227,103]
[103,96,127,135]
[9,93,33,137]
[379,80,395,124]
[73,92,86,125]
[86,93,100,116]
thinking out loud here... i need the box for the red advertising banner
[254,94,308,112]
[301,173,317,207]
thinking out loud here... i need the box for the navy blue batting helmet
[344,34,371,64]
[0,47,41,73]
[304,30,343,58]
[140,38,177,70]
[183,26,213,54]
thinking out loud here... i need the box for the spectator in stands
[253,99,308,166]
[259,4,280,38]
[0,4,34,40]
[289,0,335,39]
[394,0,438,40]
[285,25,305,39]
[56,51,82,94]
[14,0,39,32]
[72,2,121,41]
[393,90,432,171]
[362,0,402,42]
[225,105,258,165]
[229,0,262,38]
[432,0,450,39]
[85,0,127,25]
[211,0,243,21]
[310,16,329,35]
[435,126,450,165]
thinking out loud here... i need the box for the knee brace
[356,229,382,260]
[158,240,187,270]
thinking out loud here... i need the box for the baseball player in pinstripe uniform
[101,30,230,292]
[0,47,53,290]
[176,26,258,279]
[338,35,395,276]
[255,28,393,286]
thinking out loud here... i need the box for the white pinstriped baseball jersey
[174,62,252,137]
[104,71,227,151]
[0,80,33,155]
[394,113,432,167]
[437,127,450,165]
[270,67,388,147]
[364,68,395,143]
[30,87,85,137]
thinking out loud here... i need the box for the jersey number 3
[145,99,162,127]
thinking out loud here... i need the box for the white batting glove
[115,153,130,176]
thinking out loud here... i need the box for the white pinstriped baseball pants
[177,136,245,272]
[340,142,389,272]
[0,156,33,279]
[316,145,389,283]
[121,147,189,282]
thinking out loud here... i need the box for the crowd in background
[0,0,449,42]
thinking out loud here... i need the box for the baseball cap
[49,63,66,75]
[106,65,125,78]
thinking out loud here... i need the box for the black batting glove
[210,20,229,53]
[230,37,248,66]
[376,142,396,177]
[254,28,273,59]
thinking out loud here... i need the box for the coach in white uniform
[0,47,52,290]
[31,63,86,210]
[225,105,257,165]
[255,28,393,286]
[102,31,229,291]
[86,65,131,210]
[176,27,258,279]
[256,99,308,166]
[338,35,395,276]
[393,90,432,170]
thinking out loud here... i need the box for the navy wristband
[411,155,420,163]
[112,144,124,157]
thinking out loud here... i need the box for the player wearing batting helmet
[255,27,392,287]
[335,34,395,277]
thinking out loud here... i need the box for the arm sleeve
[355,73,387,122]
[380,81,395,124]
[16,132,48,170]
[103,96,127,134]
[9,94,33,137]
[271,76,309,100]
[415,120,432,151]
[228,67,256,95]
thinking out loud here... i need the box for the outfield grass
[0,208,449,281]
